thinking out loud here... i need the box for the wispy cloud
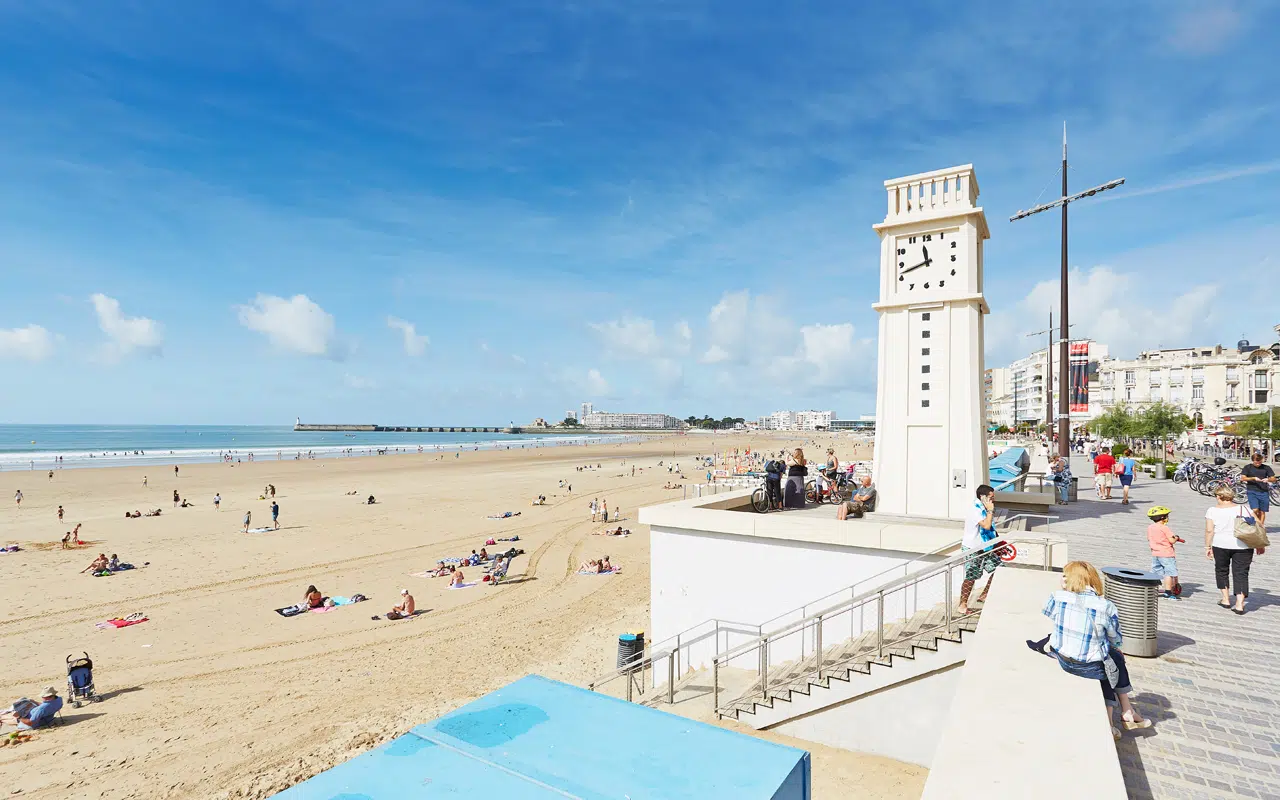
[91,294,162,359]
[0,324,55,361]
[1166,5,1243,55]
[1098,161,1280,204]
[386,316,428,356]
[237,294,345,360]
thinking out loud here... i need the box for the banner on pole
[1069,342,1090,413]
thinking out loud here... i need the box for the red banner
[1069,342,1090,413]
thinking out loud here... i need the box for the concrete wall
[650,525,952,673]
[772,659,964,767]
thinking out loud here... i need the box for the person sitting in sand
[366,495,377,504]
[449,569,466,588]
[386,589,415,620]
[601,555,616,572]
[180,498,194,507]
[304,584,326,609]
[478,547,489,562]
[12,687,63,730]
[579,558,601,573]
[82,553,109,574]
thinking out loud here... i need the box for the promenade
[1056,457,1280,799]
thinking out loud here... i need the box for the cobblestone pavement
[1056,457,1280,799]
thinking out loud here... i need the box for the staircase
[717,601,980,725]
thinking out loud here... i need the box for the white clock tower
[871,165,990,521]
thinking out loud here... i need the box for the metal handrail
[711,533,1065,718]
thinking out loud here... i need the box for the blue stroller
[66,652,97,707]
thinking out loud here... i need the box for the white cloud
[237,294,342,359]
[1167,5,1242,55]
[0,324,55,361]
[589,315,662,359]
[674,320,693,354]
[702,344,730,364]
[585,368,610,395]
[386,316,428,357]
[91,293,162,359]
[987,266,1220,364]
[343,373,376,390]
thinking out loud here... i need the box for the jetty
[294,422,514,433]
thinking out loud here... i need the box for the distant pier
[295,423,517,434]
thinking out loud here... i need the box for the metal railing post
[713,658,721,719]
[814,615,824,682]
[876,591,885,658]
[1043,538,1051,571]
[760,638,769,702]
[667,652,675,704]
[944,568,953,633]
[626,670,633,702]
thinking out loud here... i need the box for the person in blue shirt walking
[1117,449,1138,506]
[271,500,280,530]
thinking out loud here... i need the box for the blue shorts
[1247,490,1271,513]
[1118,473,1133,487]
[1150,556,1178,579]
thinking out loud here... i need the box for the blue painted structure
[276,674,811,799]
[988,447,1030,486]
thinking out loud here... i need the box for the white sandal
[1121,711,1152,730]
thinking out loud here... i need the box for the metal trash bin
[1068,476,1079,502]
[1154,462,1167,480]
[617,632,645,673]
[1101,567,1160,658]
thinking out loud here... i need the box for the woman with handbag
[1205,486,1268,615]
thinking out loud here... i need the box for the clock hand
[922,245,931,265]
[900,260,928,275]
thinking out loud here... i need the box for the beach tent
[276,674,810,799]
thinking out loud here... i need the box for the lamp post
[1010,124,1125,459]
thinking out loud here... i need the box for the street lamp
[1010,123,1125,459]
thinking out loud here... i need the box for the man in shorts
[1093,448,1116,500]
[1242,452,1276,528]
[958,484,1000,615]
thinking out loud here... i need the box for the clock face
[895,228,960,292]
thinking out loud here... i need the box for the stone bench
[993,489,1055,514]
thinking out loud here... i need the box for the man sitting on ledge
[837,476,877,520]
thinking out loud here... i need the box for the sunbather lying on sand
[144,508,162,517]
[82,553,109,574]
[593,526,630,536]
[125,510,141,518]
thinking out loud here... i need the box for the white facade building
[565,410,577,422]
[1095,329,1280,429]
[580,402,594,422]
[582,411,683,430]
[983,368,1013,428]
[756,410,834,431]
[987,342,1109,428]
[872,164,989,520]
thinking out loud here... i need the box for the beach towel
[578,568,620,576]
[498,536,520,542]
[309,605,334,613]
[409,570,443,579]
[245,527,273,534]
[0,545,19,553]
[439,557,463,564]
[330,596,354,606]
[448,582,477,590]
[101,616,148,628]
[486,512,520,519]
[275,606,306,617]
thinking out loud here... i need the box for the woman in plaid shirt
[1033,561,1152,738]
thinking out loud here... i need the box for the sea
[0,425,624,471]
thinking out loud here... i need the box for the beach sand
[0,433,918,799]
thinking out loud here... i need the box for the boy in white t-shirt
[958,484,999,615]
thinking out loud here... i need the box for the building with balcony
[996,342,1109,427]
[1094,326,1280,428]
[582,411,683,430]
[756,410,835,431]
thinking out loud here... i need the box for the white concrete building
[565,410,577,422]
[984,368,1013,428]
[582,411,682,430]
[990,342,1110,428]
[756,410,834,431]
[580,402,594,422]
[1095,328,1280,429]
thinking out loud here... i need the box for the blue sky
[1,1,1277,424]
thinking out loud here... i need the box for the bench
[922,569,1126,799]
[993,490,1055,514]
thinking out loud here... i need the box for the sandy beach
[0,432,914,799]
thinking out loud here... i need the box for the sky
[1,0,1277,425]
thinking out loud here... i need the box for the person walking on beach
[173,490,180,508]
[603,499,609,523]
[1242,452,1276,528]
[271,501,280,530]
[213,492,221,511]
[14,489,22,507]
[1206,487,1265,615]
[590,498,598,522]
[143,475,148,488]
[243,510,252,533]
[57,505,64,522]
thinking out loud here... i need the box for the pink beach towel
[100,617,148,628]
[309,606,334,613]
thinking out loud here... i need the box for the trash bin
[1154,462,1167,480]
[617,632,645,673]
[1068,476,1079,502]
[1101,567,1160,658]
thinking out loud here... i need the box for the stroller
[66,652,98,707]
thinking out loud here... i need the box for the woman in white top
[1205,486,1265,615]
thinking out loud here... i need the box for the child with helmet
[1146,505,1183,598]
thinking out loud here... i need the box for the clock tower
[871,165,991,521]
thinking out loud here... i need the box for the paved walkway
[1056,457,1280,799]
